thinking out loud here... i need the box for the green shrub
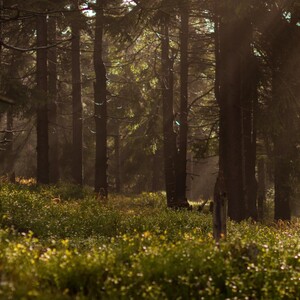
[1,184,300,299]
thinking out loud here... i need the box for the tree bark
[213,7,227,239]
[48,15,59,184]
[36,14,49,184]
[274,140,291,221]
[2,106,14,177]
[0,0,2,57]
[269,16,297,221]
[161,11,177,207]
[71,1,83,185]
[213,171,227,241]
[1,54,15,176]
[218,3,245,221]
[94,0,108,197]
[240,20,258,220]
[114,124,121,193]
[257,157,266,221]
[273,69,291,221]
[176,0,190,208]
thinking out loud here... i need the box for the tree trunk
[114,125,121,193]
[270,18,295,221]
[161,11,177,207]
[213,9,227,239]
[94,0,108,198]
[2,107,14,178]
[176,0,190,208]
[273,69,291,221]
[218,3,245,221]
[48,15,59,184]
[274,139,291,221]
[240,20,258,220]
[257,157,266,221]
[36,14,49,184]
[0,0,2,57]
[1,52,17,177]
[213,171,227,241]
[71,2,83,185]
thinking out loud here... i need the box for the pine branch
[0,37,73,52]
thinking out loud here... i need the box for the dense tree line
[1,0,300,224]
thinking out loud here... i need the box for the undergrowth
[0,183,300,299]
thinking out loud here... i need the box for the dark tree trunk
[274,139,291,221]
[269,17,296,221]
[161,11,177,207]
[71,2,83,185]
[1,53,17,177]
[257,157,266,221]
[48,15,59,184]
[0,0,2,56]
[36,14,49,184]
[273,69,291,221]
[0,0,2,214]
[213,171,227,241]
[218,4,245,221]
[114,125,121,193]
[94,0,108,197]
[176,0,190,208]
[2,107,14,177]
[213,9,227,239]
[240,20,258,220]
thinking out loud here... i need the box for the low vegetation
[0,183,300,299]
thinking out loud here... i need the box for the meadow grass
[0,183,300,299]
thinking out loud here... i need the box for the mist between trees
[1,0,300,226]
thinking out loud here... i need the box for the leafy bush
[1,184,300,299]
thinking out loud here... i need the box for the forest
[1,0,300,299]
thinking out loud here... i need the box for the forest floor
[0,183,300,299]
